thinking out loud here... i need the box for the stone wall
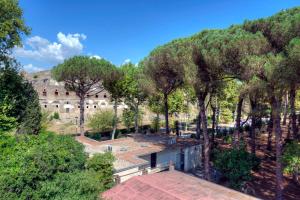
[26,70,127,123]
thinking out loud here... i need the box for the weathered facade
[26,70,127,123]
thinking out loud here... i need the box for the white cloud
[123,58,131,65]
[23,64,45,72]
[14,32,87,65]
[90,55,102,59]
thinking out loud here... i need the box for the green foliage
[168,89,186,115]
[122,108,135,131]
[0,98,16,132]
[282,142,300,177]
[143,45,184,97]
[0,0,30,56]
[16,83,42,134]
[86,153,115,190]
[0,66,41,134]
[223,135,233,144]
[36,170,102,200]
[88,110,114,133]
[52,56,114,135]
[40,111,51,130]
[52,56,112,88]
[150,116,161,133]
[213,147,260,189]
[147,94,164,115]
[120,63,147,109]
[0,113,16,132]
[0,131,114,200]
[53,112,60,120]
[102,67,125,102]
[147,90,188,116]
[243,7,300,52]
[218,80,240,123]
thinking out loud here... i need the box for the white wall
[114,167,143,183]
[114,145,202,183]
[184,145,201,172]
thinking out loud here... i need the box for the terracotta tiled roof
[102,171,259,200]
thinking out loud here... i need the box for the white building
[77,134,202,183]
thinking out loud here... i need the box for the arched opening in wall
[66,101,69,104]
[66,91,69,96]
[43,89,47,96]
[56,105,59,108]
[44,105,47,108]
[104,93,107,98]
[87,94,90,98]
[78,105,80,108]
[86,106,89,109]
[55,90,58,96]
[95,94,99,98]
[94,105,97,109]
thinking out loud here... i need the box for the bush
[53,112,60,120]
[122,108,135,132]
[88,110,114,133]
[0,66,42,134]
[213,147,260,189]
[150,116,161,133]
[36,170,102,200]
[223,135,232,144]
[0,131,115,200]
[86,153,115,190]
[40,111,51,130]
[16,87,42,134]
[220,108,233,123]
[282,141,300,185]
[0,99,17,132]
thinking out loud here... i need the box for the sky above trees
[14,0,300,72]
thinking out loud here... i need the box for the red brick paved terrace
[102,170,259,200]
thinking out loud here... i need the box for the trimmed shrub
[213,147,260,189]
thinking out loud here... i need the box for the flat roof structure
[76,134,200,172]
[102,170,259,200]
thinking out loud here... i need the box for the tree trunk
[272,99,283,200]
[134,104,139,134]
[156,112,160,133]
[211,105,216,145]
[290,84,297,140]
[111,100,118,140]
[250,99,257,155]
[196,111,201,139]
[283,92,288,125]
[164,93,170,134]
[267,114,273,151]
[79,96,85,136]
[216,107,220,134]
[233,97,243,148]
[287,116,291,140]
[198,96,211,181]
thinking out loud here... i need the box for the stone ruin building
[25,70,127,124]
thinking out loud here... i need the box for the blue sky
[15,0,300,72]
